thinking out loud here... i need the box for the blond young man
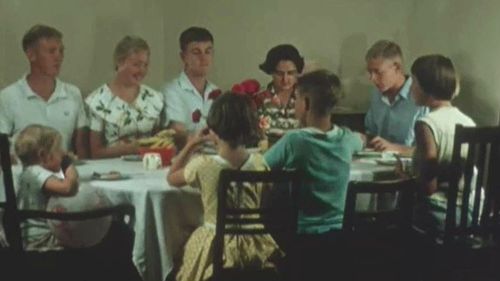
[364,40,428,154]
[0,24,89,158]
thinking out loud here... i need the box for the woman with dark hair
[167,93,281,281]
[259,44,305,138]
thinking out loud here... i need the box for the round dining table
[0,155,397,281]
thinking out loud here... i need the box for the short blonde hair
[113,36,149,70]
[15,124,62,166]
[365,40,403,66]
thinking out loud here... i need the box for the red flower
[260,90,272,99]
[208,89,222,100]
[240,79,260,94]
[192,109,202,123]
[230,79,271,111]
[254,94,266,108]
[231,84,246,95]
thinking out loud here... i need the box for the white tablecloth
[76,159,202,281]
[0,156,395,281]
[350,158,399,211]
[0,159,202,281]
[78,157,395,281]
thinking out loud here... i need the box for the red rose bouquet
[231,79,272,109]
[230,79,274,132]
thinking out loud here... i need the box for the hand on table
[369,136,398,152]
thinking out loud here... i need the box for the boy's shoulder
[278,128,310,144]
[288,126,356,138]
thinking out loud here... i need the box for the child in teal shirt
[264,70,363,280]
[264,70,363,234]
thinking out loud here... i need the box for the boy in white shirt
[0,24,89,158]
[162,27,218,147]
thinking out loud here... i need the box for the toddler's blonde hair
[15,124,62,166]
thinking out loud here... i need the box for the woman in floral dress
[258,44,305,141]
[86,36,165,158]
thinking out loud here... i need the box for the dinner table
[0,151,400,281]
[0,158,203,281]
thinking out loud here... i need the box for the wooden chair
[425,125,500,281]
[343,178,417,281]
[0,133,141,281]
[212,169,299,281]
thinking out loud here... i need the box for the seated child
[264,70,364,280]
[167,93,281,281]
[410,54,476,234]
[15,124,79,250]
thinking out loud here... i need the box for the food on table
[137,129,176,149]
[92,171,122,180]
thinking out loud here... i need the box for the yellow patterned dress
[176,153,283,281]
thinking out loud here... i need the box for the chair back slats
[343,178,417,232]
[225,207,272,215]
[0,133,135,252]
[213,169,299,280]
[470,143,488,229]
[0,134,24,251]
[486,141,500,232]
[459,142,476,232]
[19,204,134,221]
[444,125,500,244]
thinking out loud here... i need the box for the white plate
[375,158,398,166]
[355,150,383,157]
[91,171,130,181]
[121,155,142,161]
[201,147,261,154]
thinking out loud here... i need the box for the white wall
[1,0,499,124]
[0,0,412,113]
[406,0,500,125]
[163,0,413,112]
[0,0,166,94]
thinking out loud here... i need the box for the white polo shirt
[162,72,217,133]
[0,75,88,150]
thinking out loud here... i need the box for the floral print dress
[85,84,164,146]
[258,84,299,137]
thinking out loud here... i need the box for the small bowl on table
[138,147,176,166]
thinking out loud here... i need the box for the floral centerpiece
[230,79,299,142]
[230,79,275,133]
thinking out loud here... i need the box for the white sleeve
[0,92,14,135]
[163,85,186,124]
[75,89,89,129]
